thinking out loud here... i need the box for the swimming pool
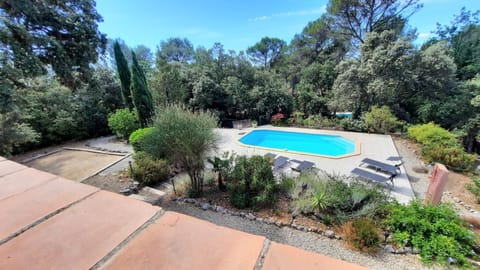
[239,129,357,157]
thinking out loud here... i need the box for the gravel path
[162,201,438,270]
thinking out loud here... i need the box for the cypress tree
[131,51,154,127]
[113,41,134,109]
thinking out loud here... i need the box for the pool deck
[215,126,415,204]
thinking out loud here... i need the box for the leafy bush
[408,122,457,146]
[340,118,368,132]
[363,106,403,134]
[342,218,380,253]
[129,127,154,152]
[107,108,140,140]
[422,144,476,172]
[292,172,389,224]
[385,201,478,267]
[303,114,322,128]
[408,123,476,172]
[131,152,170,186]
[467,177,480,203]
[207,151,235,191]
[228,155,278,208]
[142,104,218,196]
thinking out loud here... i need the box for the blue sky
[96,0,480,53]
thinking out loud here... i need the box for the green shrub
[385,201,478,267]
[107,108,140,140]
[340,118,367,132]
[292,173,389,224]
[142,104,218,196]
[408,122,457,146]
[467,177,480,203]
[363,106,403,134]
[129,127,154,152]
[422,144,476,172]
[408,123,476,172]
[131,153,170,186]
[228,155,278,208]
[344,218,381,253]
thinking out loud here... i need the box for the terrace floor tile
[0,178,98,242]
[262,242,369,270]
[0,191,159,270]
[101,211,265,270]
[0,168,58,201]
[0,160,28,177]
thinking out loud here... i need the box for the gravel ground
[162,201,439,270]
[392,136,430,200]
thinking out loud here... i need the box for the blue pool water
[239,130,355,157]
[335,112,353,118]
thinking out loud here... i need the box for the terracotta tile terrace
[0,157,369,270]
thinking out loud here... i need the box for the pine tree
[131,51,154,127]
[113,41,134,109]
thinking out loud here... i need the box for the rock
[215,206,225,212]
[412,165,428,174]
[275,221,283,227]
[411,247,420,254]
[384,245,395,253]
[395,247,407,254]
[255,217,264,223]
[246,213,256,220]
[325,230,335,239]
[201,203,210,211]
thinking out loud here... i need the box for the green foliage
[408,123,476,171]
[466,177,480,203]
[408,123,457,146]
[228,155,278,209]
[131,152,170,186]
[246,37,286,69]
[363,106,403,134]
[208,151,235,191]
[131,51,154,127]
[142,104,218,196]
[292,172,389,224]
[0,112,39,157]
[129,127,154,152]
[344,218,381,253]
[385,201,478,267]
[107,109,140,140]
[340,118,368,132]
[113,41,133,109]
[0,0,106,88]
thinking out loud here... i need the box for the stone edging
[173,196,420,255]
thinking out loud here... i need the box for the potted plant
[251,119,258,128]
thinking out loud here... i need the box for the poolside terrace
[215,126,415,204]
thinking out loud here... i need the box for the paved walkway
[0,157,368,270]
[215,126,415,204]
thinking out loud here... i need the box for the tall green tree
[158,37,194,63]
[0,0,106,88]
[326,0,421,48]
[131,51,154,127]
[113,41,134,109]
[247,37,286,68]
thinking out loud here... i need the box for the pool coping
[236,128,361,159]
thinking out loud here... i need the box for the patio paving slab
[101,211,265,270]
[262,242,369,270]
[0,191,159,270]
[0,160,27,177]
[0,178,98,242]
[0,168,57,201]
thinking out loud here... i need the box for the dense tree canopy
[247,37,286,69]
[0,0,106,87]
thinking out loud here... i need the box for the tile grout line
[0,166,29,178]
[254,238,271,270]
[0,176,58,203]
[90,209,166,270]
[0,190,100,246]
